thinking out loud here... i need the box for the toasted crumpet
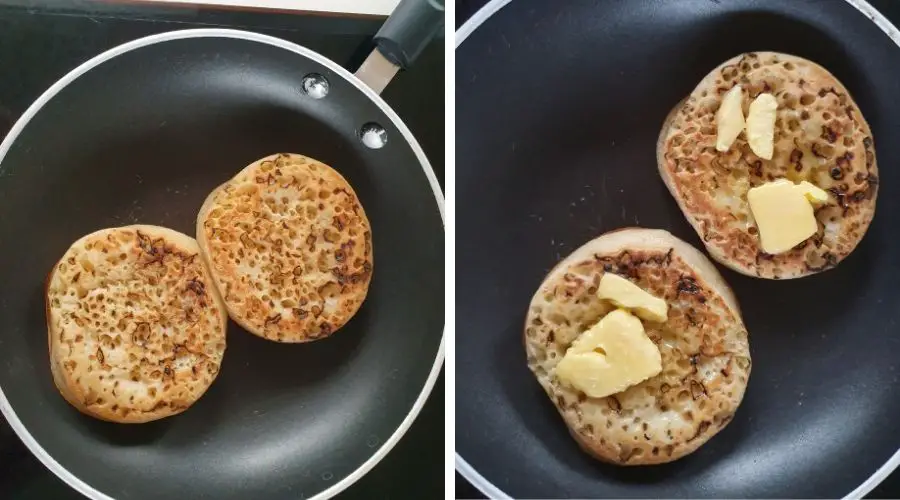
[46,225,227,423]
[658,52,877,279]
[197,153,373,343]
[525,228,751,465]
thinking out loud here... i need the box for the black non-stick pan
[456,0,900,497]
[0,1,444,499]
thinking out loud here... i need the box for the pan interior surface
[0,33,444,499]
[456,0,900,497]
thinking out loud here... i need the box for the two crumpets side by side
[526,52,877,464]
[46,153,372,423]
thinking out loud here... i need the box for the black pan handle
[375,0,445,70]
[355,0,444,94]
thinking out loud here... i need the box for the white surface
[140,0,400,16]
[455,0,900,499]
[0,28,444,500]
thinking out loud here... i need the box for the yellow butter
[748,179,829,254]
[716,85,744,152]
[747,93,778,160]
[797,180,829,204]
[597,273,668,322]
[555,309,662,398]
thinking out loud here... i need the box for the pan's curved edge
[453,0,900,499]
[456,455,512,500]
[454,0,512,48]
[454,4,515,499]
[0,28,445,500]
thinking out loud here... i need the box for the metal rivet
[359,122,387,149]
[301,73,329,99]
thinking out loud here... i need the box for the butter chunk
[747,93,778,160]
[716,85,745,152]
[556,309,662,399]
[748,179,825,254]
[597,273,668,322]
[797,180,829,204]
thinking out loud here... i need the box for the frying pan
[455,0,900,497]
[0,1,444,499]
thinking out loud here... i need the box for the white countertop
[142,0,400,16]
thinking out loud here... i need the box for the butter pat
[716,85,744,152]
[556,309,662,398]
[748,179,829,254]
[597,273,668,322]
[797,180,829,204]
[746,93,778,160]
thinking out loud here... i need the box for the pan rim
[0,28,445,500]
[454,0,900,498]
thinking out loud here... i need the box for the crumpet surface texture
[658,52,877,279]
[197,153,373,343]
[525,229,751,465]
[46,225,227,423]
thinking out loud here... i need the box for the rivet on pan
[301,73,330,99]
[359,122,387,149]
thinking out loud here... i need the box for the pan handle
[354,0,445,95]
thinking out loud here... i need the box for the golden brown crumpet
[658,52,878,279]
[525,228,751,465]
[197,153,373,343]
[46,225,227,423]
